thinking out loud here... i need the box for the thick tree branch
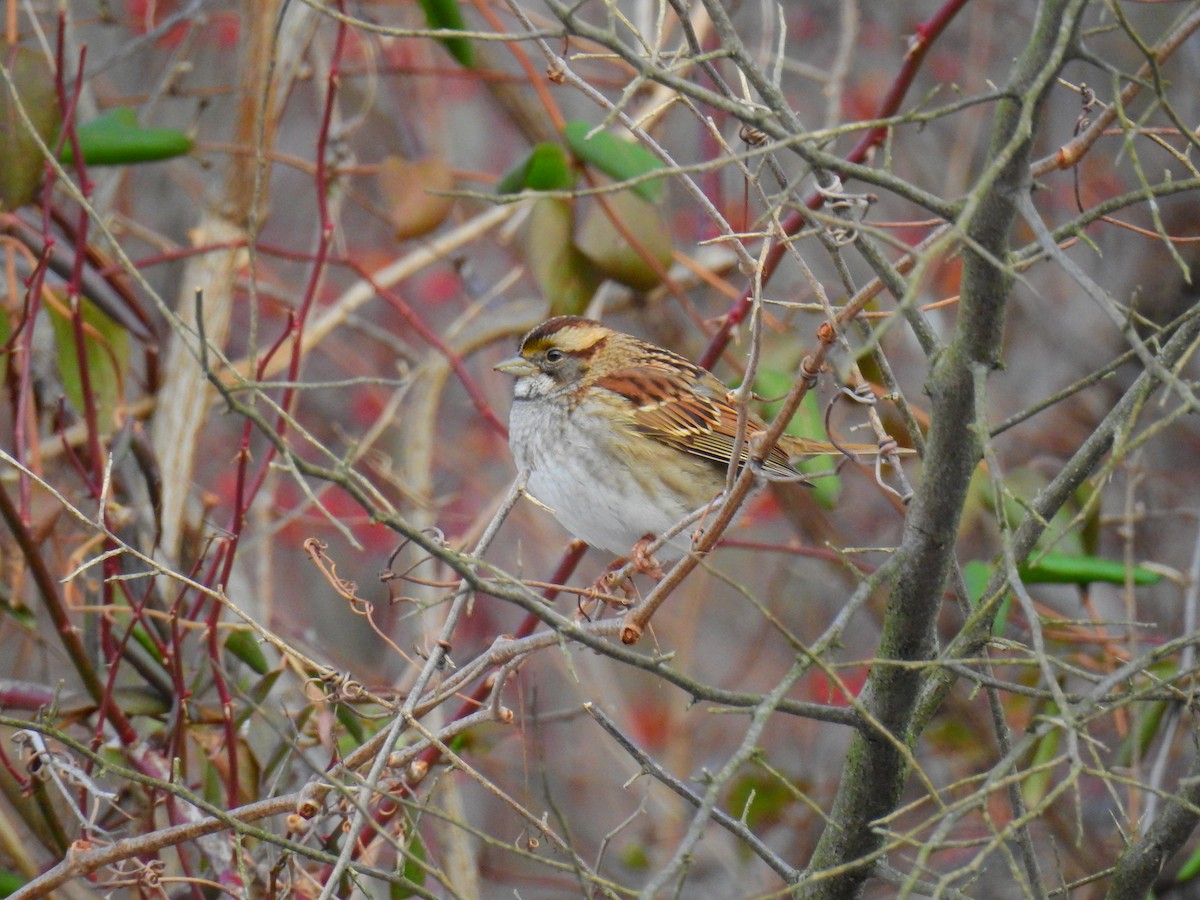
[800,1,1089,895]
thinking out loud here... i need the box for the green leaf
[60,107,191,166]
[0,43,62,210]
[1075,481,1101,556]
[0,868,28,896]
[225,629,270,674]
[335,702,366,744]
[130,622,164,664]
[1022,707,1061,809]
[564,120,665,202]
[0,596,37,630]
[497,142,574,194]
[990,468,1086,557]
[962,559,1012,635]
[526,197,602,316]
[1019,552,1161,586]
[620,843,651,871]
[392,829,428,898]
[723,769,796,832]
[235,669,284,729]
[575,189,673,291]
[1176,840,1200,883]
[57,685,170,719]
[962,559,991,606]
[754,371,840,508]
[47,295,130,436]
[110,686,172,717]
[247,668,283,705]
[1115,697,1168,767]
[416,0,475,68]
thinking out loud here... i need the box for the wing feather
[595,364,799,478]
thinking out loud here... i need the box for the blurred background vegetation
[1,0,1199,897]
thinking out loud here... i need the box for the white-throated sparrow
[496,316,849,561]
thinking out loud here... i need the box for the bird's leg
[590,560,639,611]
[586,535,663,617]
[629,534,664,581]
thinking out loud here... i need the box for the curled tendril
[823,386,914,503]
[305,538,370,612]
[381,528,450,602]
[1075,82,1100,136]
[102,858,166,890]
[305,665,367,703]
[816,177,877,246]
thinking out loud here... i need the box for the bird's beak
[494,355,538,377]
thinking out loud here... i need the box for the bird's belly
[510,401,714,557]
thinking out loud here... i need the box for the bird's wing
[594,364,800,479]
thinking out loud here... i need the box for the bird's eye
[545,348,565,364]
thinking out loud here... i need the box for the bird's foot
[629,535,664,580]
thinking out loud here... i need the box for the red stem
[204,3,351,807]
[0,481,138,744]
